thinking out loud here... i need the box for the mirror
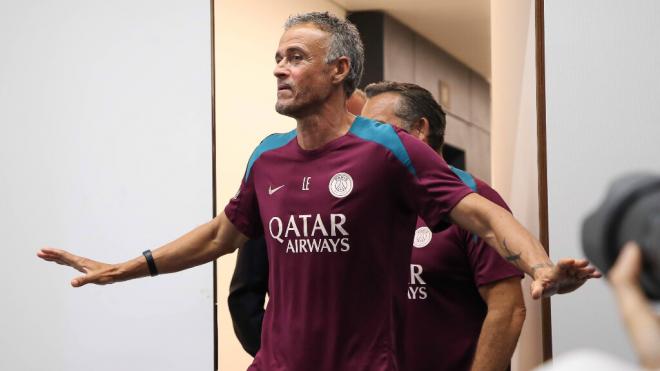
[213,1,545,369]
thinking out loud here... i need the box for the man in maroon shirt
[362,81,526,371]
[38,12,599,371]
[227,88,368,357]
[228,82,526,370]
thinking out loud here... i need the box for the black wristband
[142,249,159,277]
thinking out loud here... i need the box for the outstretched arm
[37,212,248,287]
[450,193,601,299]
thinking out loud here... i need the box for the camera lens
[582,173,660,300]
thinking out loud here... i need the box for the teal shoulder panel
[449,166,479,243]
[349,116,417,176]
[449,166,478,192]
[244,129,297,181]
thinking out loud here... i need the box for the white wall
[213,1,345,369]
[491,1,544,370]
[0,1,213,370]
[545,0,660,363]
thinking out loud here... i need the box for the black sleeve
[227,237,269,357]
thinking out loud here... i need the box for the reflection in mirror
[214,1,544,370]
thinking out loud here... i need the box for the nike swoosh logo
[268,185,285,195]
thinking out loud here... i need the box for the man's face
[361,92,407,128]
[362,92,429,144]
[274,24,335,117]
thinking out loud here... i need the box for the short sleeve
[475,179,512,213]
[224,166,264,239]
[397,131,474,232]
[224,130,296,239]
[465,180,523,286]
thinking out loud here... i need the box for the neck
[295,92,354,150]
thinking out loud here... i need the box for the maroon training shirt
[404,176,523,371]
[225,116,473,371]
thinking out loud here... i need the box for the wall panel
[0,1,213,370]
[545,0,660,362]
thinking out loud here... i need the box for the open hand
[530,258,602,299]
[37,247,117,287]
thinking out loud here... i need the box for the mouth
[277,83,292,92]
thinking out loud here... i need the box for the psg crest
[329,172,353,198]
[413,226,432,248]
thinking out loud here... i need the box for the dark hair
[285,12,364,97]
[364,81,446,151]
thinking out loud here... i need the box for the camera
[582,173,660,299]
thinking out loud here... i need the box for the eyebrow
[275,46,308,59]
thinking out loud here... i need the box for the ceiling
[331,0,491,79]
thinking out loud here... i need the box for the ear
[331,56,351,85]
[414,117,430,142]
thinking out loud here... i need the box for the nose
[273,59,288,79]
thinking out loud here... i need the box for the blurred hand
[37,247,117,287]
[609,242,660,369]
[609,242,643,290]
[531,258,602,299]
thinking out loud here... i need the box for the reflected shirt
[404,173,523,371]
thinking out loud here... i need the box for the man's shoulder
[350,115,406,136]
[244,129,297,181]
[349,116,417,176]
[473,177,510,211]
[472,176,495,197]
[257,130,297,151]
[449,166,478,192]
[449,168,509,210]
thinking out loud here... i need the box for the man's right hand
[37,247,118,287]
[37,213,249,288]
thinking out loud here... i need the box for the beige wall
[382,14,493,182]
[213,1,345,369]
[491,1,544,370]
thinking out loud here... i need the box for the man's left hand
[530,258,602,299]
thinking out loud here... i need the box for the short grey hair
[285,12,364,97]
